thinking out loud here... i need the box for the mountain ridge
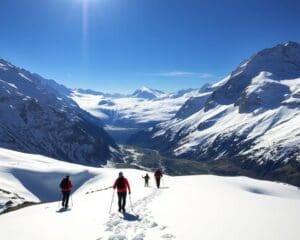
[0,59,119,166]
[128,41,300,186]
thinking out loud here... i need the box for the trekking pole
[129,194,134,211]
[86,186,112,195]
[70,193,73,208]
[129,194,139,216]
[58,193,61,208]
[109,189,115,214]
[58,191,62,208]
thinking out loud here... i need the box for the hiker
[154,169,163,188]
[59,175,73,208]
[113,172,131,213]
[142,173,150,187]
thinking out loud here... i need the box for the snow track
[98,188,175,240]
[1,149,300,240]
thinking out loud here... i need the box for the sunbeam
[81,0,89,66]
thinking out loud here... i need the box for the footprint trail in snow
[97,188,175,240]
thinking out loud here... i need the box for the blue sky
[1,0,300,93]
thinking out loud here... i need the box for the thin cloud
[146,71,213,78]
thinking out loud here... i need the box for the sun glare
[81,0,89,65]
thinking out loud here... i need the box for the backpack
[155,170,162,178]
[116,177,125,189]
[60,178,68,189]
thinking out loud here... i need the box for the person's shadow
[122,212,139,221]
[56,207,71,213]
[159,186,169,189]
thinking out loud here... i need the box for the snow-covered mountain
[1,148,300,240]
[129,42,300,185]
[0,59,118,165]
[131,86,166,99]
[70,87,209,143]
[174,80,228,119]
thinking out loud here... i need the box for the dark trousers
[62,191,70,208]
[117,192,127,211]
[155,178,161,188]
[145,180,149,187]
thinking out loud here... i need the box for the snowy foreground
[0,148,300,240]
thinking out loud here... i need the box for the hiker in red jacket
[113,172,131,212]
[60,175,73,208]
[154,169,163,188]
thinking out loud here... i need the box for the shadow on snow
[11,169,96,202]
[122,212,140,221]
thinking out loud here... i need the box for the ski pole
[86,186,112,194]
[109,189,115,214]
[58,192,61,208]
[70,193,73,207]
[129,193,134,211]
[128,194,138,216]
[58,191,63,208]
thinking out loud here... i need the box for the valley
[119,145,300,187]
[1,41,300,188]
[1,1,300,239]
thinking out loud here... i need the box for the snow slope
[1,148,300,240]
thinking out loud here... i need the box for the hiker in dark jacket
[60,175,73,208]
[142,173,150,187]
[154,169,163,188]
[113,172,131,212]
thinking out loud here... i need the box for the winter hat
[119,172,123,177]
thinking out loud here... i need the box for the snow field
[0,148,300,240]
[70,89,201,124]
[150,175,300,240]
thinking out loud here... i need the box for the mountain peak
[132,86,164,99]
[283,41,300,47]
[203,41,300,110]
[231,41,300,80]
[139,86,153,92]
